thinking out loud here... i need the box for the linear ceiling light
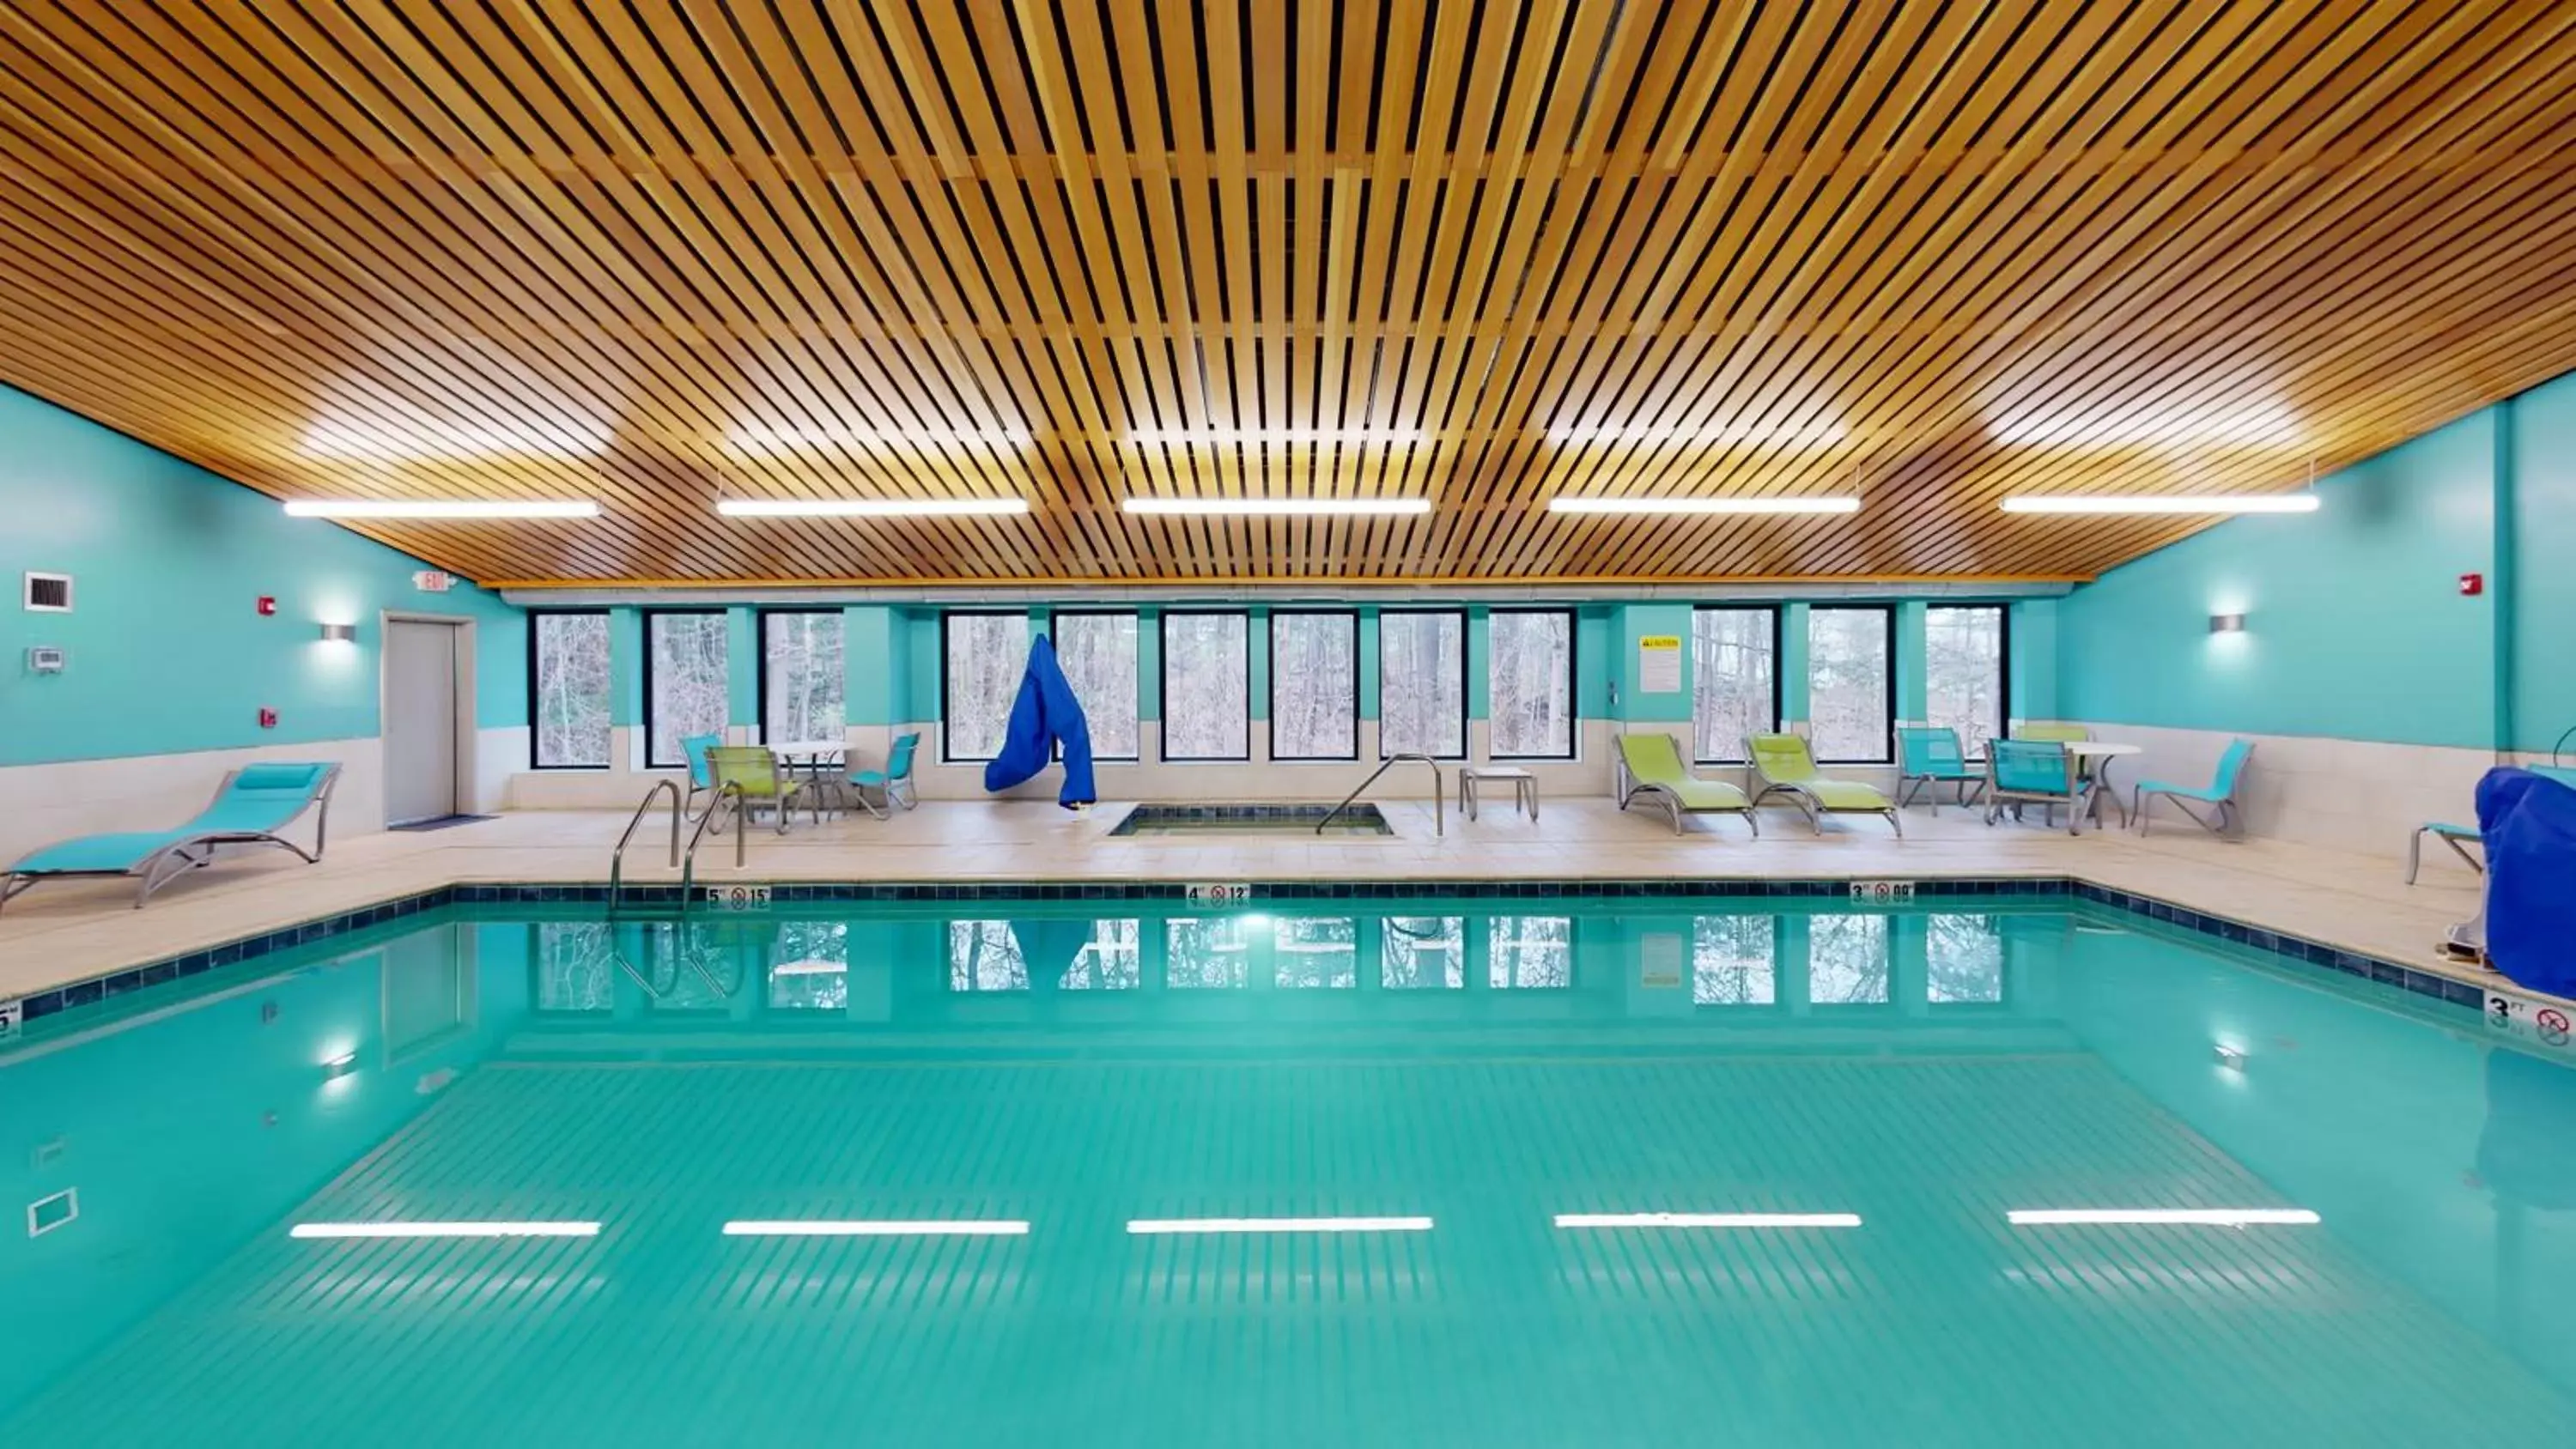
[2000,494,2319,515]
[1552,1212,1862,1229]
[283,500,599,519]
[1546,421,1848,447]
[722,1219,1030,1237]
[725,423,1032,453]
[1123,427,1423,447]
[1547,496,1860,516]
[2005,1209,2319,1227]
[1122,497,1431,517]
[301,421,611,459]
[290,1221,601,1239]
[715,498,1029,518]
[1125,1216,1435,1234]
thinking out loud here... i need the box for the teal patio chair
[1896,726,1985,813]
[2134,739,2254,840]
[1,762,341,911]
[848,732,921,818]
[1984,739,2081,835]
[680,732,723,818]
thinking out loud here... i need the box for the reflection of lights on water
[2007,1209,2317,1227]
[321,1049,359,1082]
[722,1220,1029,1237]
[290,1221,601,1239]
[1553,1212,1862,1229]
[2213,1042,2249,1071]
[1126,1216,1432,1235]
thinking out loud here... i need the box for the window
[769,921,848,1011]
[529,610,611,768]
[1692,607,1779,762]
[645,610,729,768]
[1807,606,1894,763]
[942,611,1029,761]
[948,920,1029,992]
[1378,609,1466,758]
[1927,913,2006,1003]
[1160,612,1250,760]
[534,923,614,1013]
[1064,919,1141,990]
[1268,610,1358,761]
[1382,916,1464,988]
[1924,605,2008,760]
[1054,610,1140,760]
[1275,916,1358,988]
[1807,914,1891,1004]
[1490,915,1573,988]
[1692,916,1776,1005]
[1167,917,1251,988]
[760,610,844,746]
[1489,609,1576,759]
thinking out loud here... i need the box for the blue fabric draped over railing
[981,634,1097,809]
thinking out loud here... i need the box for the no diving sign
[2487,989,2574,1052]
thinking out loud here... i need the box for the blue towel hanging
[2477,766,2576,996]
[981,634,1097,809]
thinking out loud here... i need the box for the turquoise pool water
[4,894,2573,1446]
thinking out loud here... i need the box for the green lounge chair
[1746,733,1901,836]
[847,731,921,818]
[1984,739,2081,835]
[706,745,811,834]
[1896,725,1985,813]
[2134,739,2253,840]
[1,762,341,912]
[1615,732,1758,837]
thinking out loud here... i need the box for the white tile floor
[0,796,2506,1005]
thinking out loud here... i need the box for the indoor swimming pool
[5,891,2572,1446]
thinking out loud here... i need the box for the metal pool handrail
[609,779,682,911]
[681,782,749,899]
[1317,754,1443,837]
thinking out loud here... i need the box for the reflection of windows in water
[1382,916,1464,989]
[1064,919,1142,990]
[1809,914,1891,1003]
[1275,916,1357,988]
[770,920,849,1010]
[537,922,614,1012]
[1693,915,1777,1005]
[948,920,1029,992]
[1927,913,2005,1003]
[1167,918,1249,988]
[1491,915,1573,988]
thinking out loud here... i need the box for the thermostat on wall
[27,646,65,675]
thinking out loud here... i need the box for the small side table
[1458,766,1540,822]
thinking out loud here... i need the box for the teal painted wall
[2509,374,2576,755]
[1615,603,1694,723]
[0,385,525,767]
[2011,600,2059,720]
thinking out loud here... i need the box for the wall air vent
[24,572,71,612]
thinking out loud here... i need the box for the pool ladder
[1316,753,1443,837]
[610,780,749,912]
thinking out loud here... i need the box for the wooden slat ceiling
[3,1,2573,588]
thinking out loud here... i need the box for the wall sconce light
[2208,613,2247,634]
[322,1050,359,1081]
[2213,1043,2248,1071]
[319,622,358,643]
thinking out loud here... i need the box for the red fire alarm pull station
[256,596,277,616]
[258,707,278,729]
[2459,573,2485,597]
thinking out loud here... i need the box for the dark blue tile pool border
[4,874,2508,1028]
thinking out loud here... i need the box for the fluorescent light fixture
[2001,494,2319,515]
[290,1221,602,1239]
[1546,421,1848,447]
[2209,613,2248,634]
[726,423,1032,453]
[722,1219,1030,1237]
[715,498,1030,518]
[1124,1216,1434,1235]
[1547,496,1860,516]
[1987,400,2300,449]
[1121,497,1431,517]
[1552,1212,1862,1229]
[284,500,599,519]
[301,420,611,459]
[317,623,358,644]
[2006,1209,2318,1227]
[1125,427,1422,447]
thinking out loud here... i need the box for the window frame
[1267,608,1362,762]
[1376,607,1469,761]
[1048,608,1144,761]
[1805,603,1899,766]
[1157,609,1253,762]
[1485,607,1579,761]
[526,607,611,770]
[1691,604,1784,765]
[1923,603,2013,761]
[939,609,1031,764]
[641,607,730,771]
[755,607,844,748]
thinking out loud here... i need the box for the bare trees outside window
[1927,913,2006,1003]
[942,612,1029,761]
[646,611,729,767]
[532,611,611,767]
[1807,606,1893,763]
[1489,609,1575,758]
[1160,612,1249,760]
[1382,916,1464,988]
[1275,916,1358,988]
[1808,914,1891,1003]
[1924,605,2008,760]
[761,611,844,745]
[1692,916,1776,1004]
[1378,609,1465,758]
[1490,915,1573,987]
[1054,611,1139,759]
[1268,611,1358,760]
[1692,607,1777,762]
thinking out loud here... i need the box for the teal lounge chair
[847,732,920,818]
[2406,822,2482,885]
[1896,726,1985,813]
[1984,739,2081,835]
[680,732,724,818]
[2133,739,2253,839]
[1,762,341,912]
